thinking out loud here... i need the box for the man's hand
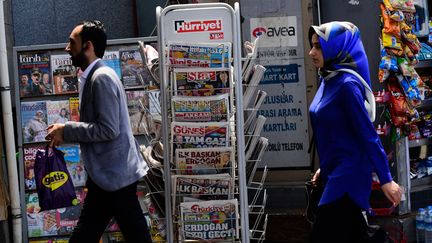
[381,180,402,206]
[46,124,65,147]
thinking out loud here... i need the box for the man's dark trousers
[69,178,152,243]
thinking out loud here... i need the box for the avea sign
[252,26,296,38]
[250,16,298,47]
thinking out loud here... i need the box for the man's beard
[71,49,86,69]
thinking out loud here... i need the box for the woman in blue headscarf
[308,21,402,242]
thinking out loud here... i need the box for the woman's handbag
[305,180,324,224]
[34,146,78,211]
[305,132,324,225]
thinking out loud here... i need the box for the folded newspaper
[180,199,239,241]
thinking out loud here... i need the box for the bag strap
[334,68,376,122]
[308,132,316,173]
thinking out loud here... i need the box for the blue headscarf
[308,21,371,86]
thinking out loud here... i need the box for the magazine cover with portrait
[21,101,48,144]
[51,54,79,94]
[18,51,52,97]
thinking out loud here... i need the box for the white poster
[256,59,310,168]
[250,16,298,48]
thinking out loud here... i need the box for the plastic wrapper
[386,0,416,12]
[380,53,399,71]
[34,147,78,211]
[382,32,403,50]
[380,3,401,36]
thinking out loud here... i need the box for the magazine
[180,199,238,241]
[29,239,69,243]
[57,144,86,187]
[26,193,58,237]
[18,51,52,97]
[51,54,79,94]
[55,203,81,235]
[175,147,234,175]
[173,174,232,211]
[172,94,229,122]
[168,42,231,68]
[171,122,230,149]
[173,68,231,96]
[69,97,79,122]
[21,101,48,143]
[126,90,148,135]
[23,144,45,190]
[103,50,122,78]
[120,49,148,88]
[138,41,160,85]
[26,189,86,237]
[47,100,70,125]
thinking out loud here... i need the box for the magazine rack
[12,37,158,242]
[156,2,249,242]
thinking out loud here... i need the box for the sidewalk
[265,212,310,243]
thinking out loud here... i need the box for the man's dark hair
[79,20,107,58]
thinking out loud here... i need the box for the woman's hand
[312,168,320,185]
[381,180,402,206]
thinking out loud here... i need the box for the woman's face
[309,34,324,69]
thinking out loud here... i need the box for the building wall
[11,0,137,46]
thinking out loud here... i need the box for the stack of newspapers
[166,41,240,242]
[242,38,269,185]
[242,38,269,243]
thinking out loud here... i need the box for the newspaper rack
[156,2,249,242]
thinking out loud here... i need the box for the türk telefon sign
[242,0,309,168]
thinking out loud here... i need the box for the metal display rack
[156,2,249,242]
[12,36,157,243]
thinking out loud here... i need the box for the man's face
[31,74,40,84]
[35,111,43,119]
[21,75,29,84]
[42,74,49,83]
[66,25,86,68]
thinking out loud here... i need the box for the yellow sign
[42,171,68,190]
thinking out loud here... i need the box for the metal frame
[157,2,249,242]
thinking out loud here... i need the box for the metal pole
[0,1,22,243]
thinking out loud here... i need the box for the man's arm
[47,72,121,145]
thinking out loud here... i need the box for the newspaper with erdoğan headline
[180,199,238,241]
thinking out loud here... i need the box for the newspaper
[172,174,233,213]
[246,137,269,185]
[171,122,230,149]
[242,38,260,83]
[175,147,234,175]
[245,115,266,161]
[243,65,266,110]
[244,90,267,131]
[180,199,238,241]
[172,68,231,96]
[168,42,231,68]
[172,93,229,122]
